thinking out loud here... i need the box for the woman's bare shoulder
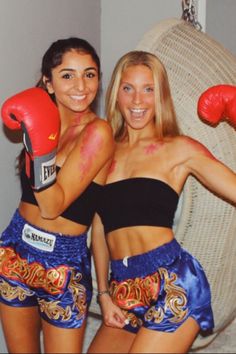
[171,135,214,162]
[87,116,113,138]
[172,135,208,151]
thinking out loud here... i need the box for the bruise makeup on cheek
[79,124,103,179]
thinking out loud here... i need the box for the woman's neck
[126,125,158,147]
[60,109,95,131]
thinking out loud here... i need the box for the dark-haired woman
[0,37,114,353]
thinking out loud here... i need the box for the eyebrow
[59,67,97,73]
[121,81,154,86]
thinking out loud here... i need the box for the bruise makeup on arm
[78,124,104,179]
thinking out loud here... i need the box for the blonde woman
[89,51,236,353]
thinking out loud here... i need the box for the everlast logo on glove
[30,151,57,191]
[43,163,56,183]
[40,153,57,187]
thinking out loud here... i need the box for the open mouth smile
[70,95,86,101]
[130,108,147,118]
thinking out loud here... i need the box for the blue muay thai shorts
[0,209,92,328]
[109,238,214,333]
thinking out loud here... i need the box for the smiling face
[117,64,156,131]
[45,50,99,115]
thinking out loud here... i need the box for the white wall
[100,0,236,116]
[100,0,182,115]
[206,0,236,55]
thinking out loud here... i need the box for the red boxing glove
[1,87,60,190]
[197,84,236,126]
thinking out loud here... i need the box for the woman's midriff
[106,226,174,260]
[19,202,88,236]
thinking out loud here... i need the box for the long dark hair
[17,37,100,173]
[36,37,100,97]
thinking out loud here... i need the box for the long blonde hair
[105,50,180,141]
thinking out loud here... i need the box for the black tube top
[20,166,102,226]
[97,177,179,234]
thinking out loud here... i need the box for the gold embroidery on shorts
[125,311,143,328]
[0,247,69,294]
[0,247,87,322]
[68,270,87,319]
[144,305,165,324]
[38,298,72,321]
[0,278,34,301]
[38,270,87,322]
[145,267,188,323]
[110,272,160,309]
[160,267,188,322]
